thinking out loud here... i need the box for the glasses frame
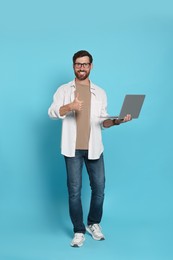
[74,62,91,69]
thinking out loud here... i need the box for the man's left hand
[123,114,132,122]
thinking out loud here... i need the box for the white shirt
[48,80,109,159]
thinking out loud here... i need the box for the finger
[125,114,130,120]
[124,116,129,122]
[79,105,83,111]
[80,102,84,109]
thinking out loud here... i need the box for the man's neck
[75,78,90,86]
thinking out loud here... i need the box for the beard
[74,70,90,81]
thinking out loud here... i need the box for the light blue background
[0,0,173,259]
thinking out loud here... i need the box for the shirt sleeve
[100,89,110,128]
[48,86,66,119]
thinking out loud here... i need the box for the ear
[90,63,93,70]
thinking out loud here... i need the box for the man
[48,50,131,247]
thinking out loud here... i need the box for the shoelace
[91,224,101,233]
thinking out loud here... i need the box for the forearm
[103,119,121,128]
[59,103,73,116]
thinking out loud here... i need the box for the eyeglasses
[74,63,91,69]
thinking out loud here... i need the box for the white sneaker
[86,224,105,240]
[70,233,85,247]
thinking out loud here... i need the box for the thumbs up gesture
[71,93,83,112]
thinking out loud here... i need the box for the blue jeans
[64,150,105,234]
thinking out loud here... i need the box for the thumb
[75,92,80,101]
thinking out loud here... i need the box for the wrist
[69,103,73,111]
[113,119,120,125]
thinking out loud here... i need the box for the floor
[1,214,172,260]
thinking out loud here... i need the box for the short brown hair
[73,50,93,64]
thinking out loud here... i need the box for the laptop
[102,94,145,120]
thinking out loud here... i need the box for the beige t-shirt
[75,83,91,150]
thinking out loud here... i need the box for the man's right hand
[59,93,83,116]
[70,93,83,112]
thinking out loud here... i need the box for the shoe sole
[86,227,105,241]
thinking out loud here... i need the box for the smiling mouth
[78,71,86,74]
